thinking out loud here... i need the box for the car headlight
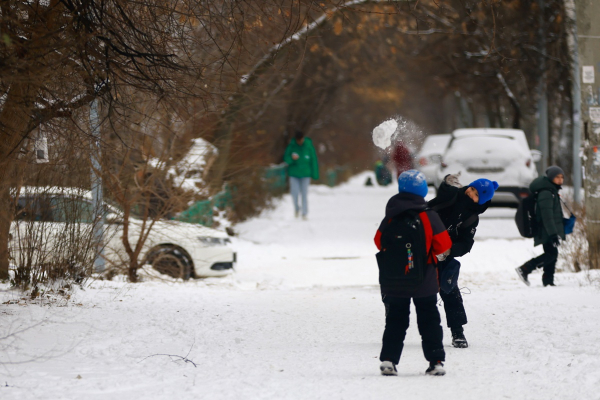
[197,237,231,246]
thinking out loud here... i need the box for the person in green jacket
[515,166,566,287]
[374,156,392,186]
[283,130,319,219]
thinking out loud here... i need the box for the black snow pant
[439,286,468,331]
[379,294,445,365]
[522,242,558,285]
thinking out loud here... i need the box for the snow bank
[1,171,599,400]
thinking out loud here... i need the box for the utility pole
[565,0,582,203]
[572,0,600,269]
[536,0,549,173]
[90,98,105,273]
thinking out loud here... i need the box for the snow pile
[1,171,599,400]
[148,138,217,195]
[171,138,217,193]
[176,138,217,173]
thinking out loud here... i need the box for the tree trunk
[128,259,139,282]
[209,94,246,194]
[0,184,15,280]
[0,83,37,280]
[508,97,521,129]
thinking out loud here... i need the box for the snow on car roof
[451,128,531,151]
[17,186,93,199]
[448,135,521,153]
[452,128,525,138]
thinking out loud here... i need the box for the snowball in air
[372,119,398,149]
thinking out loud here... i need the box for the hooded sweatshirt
[284,138,319,180]
[374,192,452,298]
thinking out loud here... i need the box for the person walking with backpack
[284,130,319,219]
[515,166,566,287]
[427,173,499,349]
[374,170,452,376]
[374,155,392,186]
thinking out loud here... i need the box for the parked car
[415,134,451,185]
[9,187,236,279]
[435,128,541,207]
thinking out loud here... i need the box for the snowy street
[2,172,600,400]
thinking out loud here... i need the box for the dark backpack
[515,190,550,238]
[376,210,428,290]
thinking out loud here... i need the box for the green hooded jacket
[284,137,319,180]
[529,176,565,246]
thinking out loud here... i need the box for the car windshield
[420,135,450,154]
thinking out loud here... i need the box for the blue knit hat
[397,170,428,198]
[468,179,499,204]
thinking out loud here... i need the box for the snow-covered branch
[240,0,406,86]
[496,72,520,109]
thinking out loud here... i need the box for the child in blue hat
[427,174,498,349]
[374,170,453,376]
[467,178,500,204]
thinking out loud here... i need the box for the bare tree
[0,0,306,279]
[1,0,575,281]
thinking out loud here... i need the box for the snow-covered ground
[1,172,599,400]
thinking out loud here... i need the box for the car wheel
[148,246,193,280]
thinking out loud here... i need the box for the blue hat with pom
[397,170,428,198]
[468,179,499,204]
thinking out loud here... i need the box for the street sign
[583,65,595,83]
[589,107,600,123]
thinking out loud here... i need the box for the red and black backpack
[375,210,428,290]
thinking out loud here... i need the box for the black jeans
[522,242,558,285]
[379,295,445,364]
[439,285,468,330]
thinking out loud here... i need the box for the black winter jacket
[427,180,489,258]
[375,193,451,298]
[529,176,565,246]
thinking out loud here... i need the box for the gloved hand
[550,234,560,248]
[436,249,451,262]
[444,173,463,188]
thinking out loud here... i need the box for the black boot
[425,361,446,376]
[542,274,556,287]
[451,328,468,348]
[515,266,530,286]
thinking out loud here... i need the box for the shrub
[558,193,587,273]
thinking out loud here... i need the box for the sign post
[90,98,105,273]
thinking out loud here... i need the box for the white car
[435,128,541,206]
[415,134,451,185]
[9,187,236,279]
